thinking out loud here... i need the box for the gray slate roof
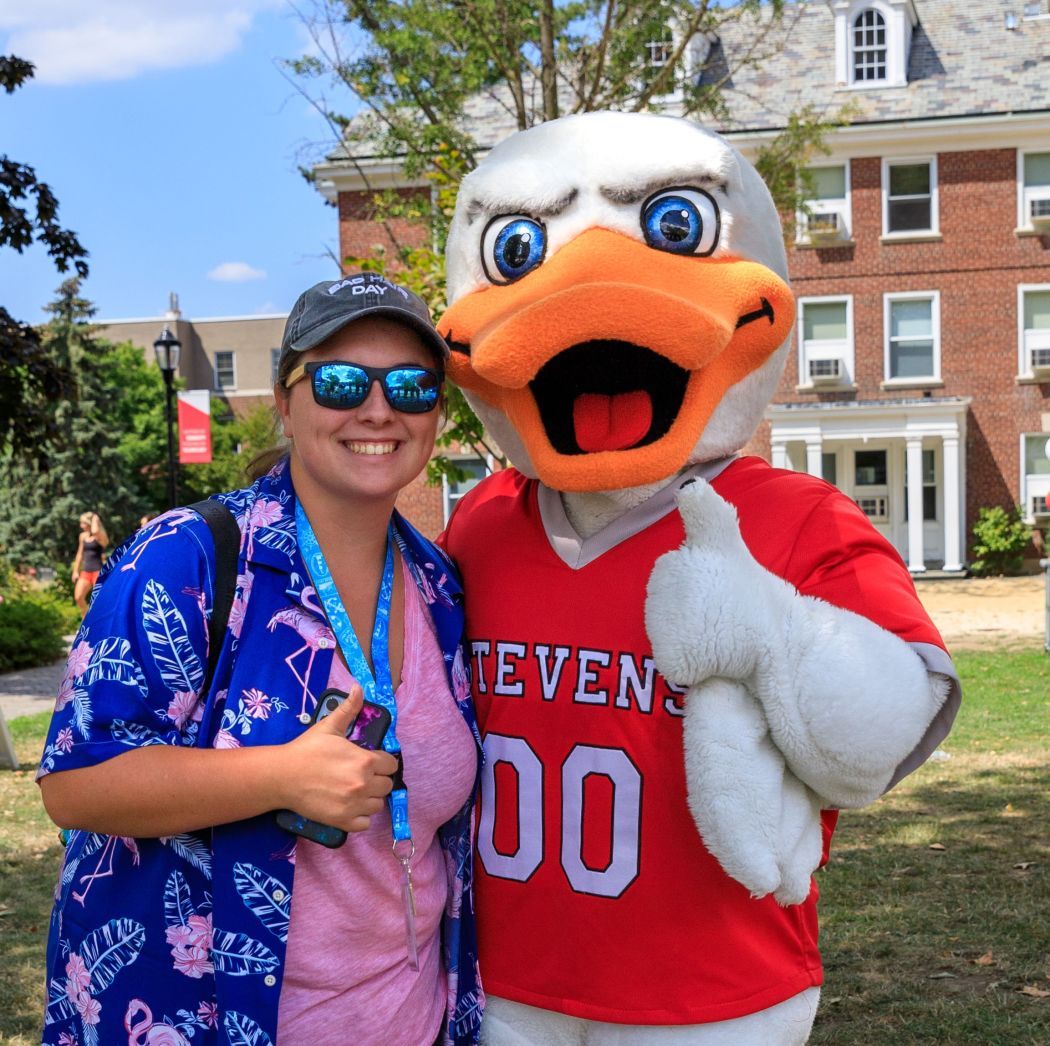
[713,0,1050,132]
[327,0,1050,164]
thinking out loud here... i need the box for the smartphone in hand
[276,688,393,848]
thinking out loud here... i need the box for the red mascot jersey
[442,456,946,1025]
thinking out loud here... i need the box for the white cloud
[208,261,267,282]
[0,1,282,85]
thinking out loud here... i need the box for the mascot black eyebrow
[439,111,959,1045]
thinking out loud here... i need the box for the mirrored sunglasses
[285,361,443,414]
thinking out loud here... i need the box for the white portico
[766,398,970,573]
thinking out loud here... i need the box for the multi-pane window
[886,294,938,381]
[854,449,888,521]
[904,449,937,521]
[644,27,674,69]
[852,9,887,82]
[1022,151,1050,227]
[1021,287,1050,374]
[271,348,282,384]
[802,165,850,241]
[821,452,838,486]
[799,298,851,385]
[1022,434,1050,520]
[885,160,935,233]
[214,351,236,390]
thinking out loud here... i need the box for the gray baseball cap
[280,273,449,369]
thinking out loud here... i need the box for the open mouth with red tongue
[530,341,690,456]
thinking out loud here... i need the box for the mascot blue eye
[641,189,720,257]
[481,215,547,284]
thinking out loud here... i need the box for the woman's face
[276,316,442,509]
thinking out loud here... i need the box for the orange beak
[438,228,795,491]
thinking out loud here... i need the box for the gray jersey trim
[537,456,738,570]
[886,642,962,790]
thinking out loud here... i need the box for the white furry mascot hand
[645,479,950,904]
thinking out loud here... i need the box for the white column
[771,442,790,470]
[906,437,926,573]
[805,438,824,478]
[942,434,963,571]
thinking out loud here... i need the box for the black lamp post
[153,326,182,510]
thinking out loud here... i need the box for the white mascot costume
[438,112,959,1045]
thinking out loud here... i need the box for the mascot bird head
[440,111,795,493]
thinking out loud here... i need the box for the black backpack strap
[189,499,241,694]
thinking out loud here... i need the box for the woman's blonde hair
[79,512,94,528]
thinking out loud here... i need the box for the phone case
[275,689,393,848]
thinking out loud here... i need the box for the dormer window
[644,27,674,71]
[852,10,887,82]
[833,0,917,89]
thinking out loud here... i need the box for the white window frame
[852,447,890,523]
[1018,283,1050,379]
[1018,149,1050,232]
[833,0,913,89]
[797,163,852,244]
[851,8,888,84]
[797,295,854,389]
[882,156,939,237]
[442,455,493,523]
[883,291,941,385]
[214,350,237,391]
[1020,433,1050,523]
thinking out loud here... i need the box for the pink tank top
[277,561,477,1045]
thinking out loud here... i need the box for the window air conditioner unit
[808,357,843,383]
[1030,197,1050,231]
[806,211,844,243]
[1031,347,1050,374]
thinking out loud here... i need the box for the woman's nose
[354,379,395,422]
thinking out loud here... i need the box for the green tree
[0,280,142,568]
[179,401,281,501]
[287,1,848,478]
[96,343,281,514]
[1,55,86,465]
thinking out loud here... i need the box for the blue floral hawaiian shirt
[38,458,484,1046]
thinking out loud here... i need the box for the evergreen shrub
[0,597,66,672]
[970,505,1032,577]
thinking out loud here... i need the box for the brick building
[315,0,1050,564]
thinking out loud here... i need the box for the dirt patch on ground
[915,574,1046,650]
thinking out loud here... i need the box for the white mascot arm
[645,480,951,904]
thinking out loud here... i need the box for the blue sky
[0,1,351,324]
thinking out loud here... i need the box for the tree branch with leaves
[1,55,87,466]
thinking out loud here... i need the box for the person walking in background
[71,511,108,614]
[36,273,483,1046]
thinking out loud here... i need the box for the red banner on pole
[177,390,212,463]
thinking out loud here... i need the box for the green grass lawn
[1,651,1048,1043]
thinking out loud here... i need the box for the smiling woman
[35,273,484,1046]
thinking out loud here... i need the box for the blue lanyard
[295,502,411,844]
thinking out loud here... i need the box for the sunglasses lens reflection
[385,368,440,413]
[311,364,440,413]
[314,365,369,407]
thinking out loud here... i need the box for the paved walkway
[0,657,67,721]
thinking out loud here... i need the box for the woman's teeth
[346,441,398,455]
